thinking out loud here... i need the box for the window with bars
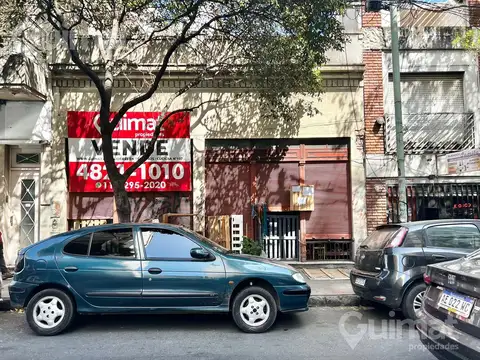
[384,73,474,154]
[387,184,480,224]
[16,153,40,165]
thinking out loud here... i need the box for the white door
[9,171,40,250]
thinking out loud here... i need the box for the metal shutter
[385,73,464,114]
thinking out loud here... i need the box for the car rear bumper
[276,284,311,313]
[350,269,404,309]
[417,310,480,360]
[8,280,38,308]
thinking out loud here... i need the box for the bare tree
[4,0,347,222]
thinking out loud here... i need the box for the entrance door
[9,171,40,249]
[263,213,299,261]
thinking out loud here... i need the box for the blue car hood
[224,253,297,272]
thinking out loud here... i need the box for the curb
[308,294,363,307]
[1,295,363,312]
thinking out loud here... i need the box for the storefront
[204,138,353,261]
[388,183,480,223]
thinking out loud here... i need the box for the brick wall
[366,180,387,233]
[362,0,382,28]
[363,2,386,233]
[469,0,480,27]
[363,50,384,154]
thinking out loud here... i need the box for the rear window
[360,227,400,249]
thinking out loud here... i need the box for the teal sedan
[9,223,310,336]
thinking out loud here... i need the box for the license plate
[438,290,475,318]
[354,277,366,286]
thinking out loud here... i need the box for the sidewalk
[1,277,360,311]
[0,278,11,311]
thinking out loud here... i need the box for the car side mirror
[190,247,212,260]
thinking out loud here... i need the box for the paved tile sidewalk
[302,267,351,280]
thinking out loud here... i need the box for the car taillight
[14,254,25,273]
[385,227,408,248]
[424,273,432,285]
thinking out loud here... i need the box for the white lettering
[93,114,160,135]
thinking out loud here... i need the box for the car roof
[378,219,480,231]
[56,223,188,237]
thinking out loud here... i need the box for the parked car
[9,223,310,336]
[417,252,480,359]
[350,219,480,319]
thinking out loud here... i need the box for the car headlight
[292,272,306,283]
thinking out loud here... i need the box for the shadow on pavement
[71,312,304,333]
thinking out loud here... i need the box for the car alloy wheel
[413,290,425,317]
[26,288,76,336]
[33,296,66,329]
[402,282,427,320]
[239,294,271,327]
[232,285,277,333]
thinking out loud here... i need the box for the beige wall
[51,78,367,246]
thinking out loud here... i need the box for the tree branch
[39,0,109,105]
[109,4,253,132]
[123,99,218,179]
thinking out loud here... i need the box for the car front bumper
[417,309,480,360]
[276,284,311,312]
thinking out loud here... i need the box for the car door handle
[64,266,78,272]
[433,255,447,260]
[148,268,162,274]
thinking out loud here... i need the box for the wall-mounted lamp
[375,116,385,126]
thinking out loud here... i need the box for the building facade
[363,1,480,232]
[0,4,368,265]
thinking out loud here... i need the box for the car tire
[26,288,76,336]
[232,285,278,333]
[402,282,426,320]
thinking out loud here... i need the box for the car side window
[454,225,480,250]
[89,229,136,258]
[426,225,480,250]
[141,228,199,259]
[63,234,91,256]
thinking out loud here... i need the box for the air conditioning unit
[290,185,315,211]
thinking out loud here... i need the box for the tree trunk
[112,179,131,223]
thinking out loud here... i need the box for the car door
[138,226,227,308]
[55,226,143,307]
[423,224,480,266]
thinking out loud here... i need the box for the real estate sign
[446,149,480,175]
[67,111,191,192]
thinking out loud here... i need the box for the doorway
[7,148,41,255]
[9,171,40,249]
[263,213,299,261]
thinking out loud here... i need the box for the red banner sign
[67,111,191,193]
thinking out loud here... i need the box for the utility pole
[366,0,407,223]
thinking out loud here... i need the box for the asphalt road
[0,306,436,360]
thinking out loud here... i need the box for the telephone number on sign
[68,161,191,192]
[74,162,186,181]
[96,181,169,190]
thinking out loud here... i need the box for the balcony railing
[384,113,475,155]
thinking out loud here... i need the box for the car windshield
[182,227,230,254]
[359,226,400,250]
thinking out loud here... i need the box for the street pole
[390,4,407,223]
